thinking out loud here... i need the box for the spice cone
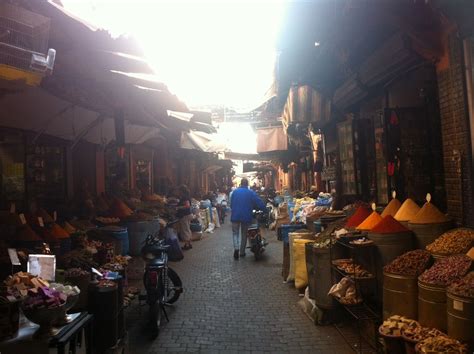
[381,198,401,218]
[409,202,450,224]
[371,215,410,234]
[356,211,383,230]
[394,199,420,222]
[345,206,371,228]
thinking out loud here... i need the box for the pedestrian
[230,178,266,259]
[177,185,193,250]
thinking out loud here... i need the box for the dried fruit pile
[379,315,419,337]
[384,250,431,276]
[4,272,49,299]
[402,326,446,343]
[447,271,474,298]
[415,336,467,353]
[426,228,474,255]
[23,287,66,310]
[419,255,472,286]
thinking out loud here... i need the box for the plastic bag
[164,227,184,262]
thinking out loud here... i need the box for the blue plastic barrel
[280,224,307,244]
[313,220,323,233]
[99,226,129,255]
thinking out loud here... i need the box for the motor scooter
[247,210,268,260]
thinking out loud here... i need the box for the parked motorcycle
[247,210,268,260]
[140,221,183,339]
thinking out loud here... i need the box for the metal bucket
[383,272,418,320]
[418,280,447,331]
[369,231,414,296]
[127,220,160,256]
[408,221,454,249]
[447,292,474,349]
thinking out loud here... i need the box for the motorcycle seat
[248,224,259,231]
[148,258,166,267]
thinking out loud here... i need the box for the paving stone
[126,222,354,353]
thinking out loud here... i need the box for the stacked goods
[109,198,133,218]
[22,287,66,310]
[356,211,382,231]
[447,272,474,298]
[410,201,450,224]
[415,336,467,353]
[419,255,472,286]
[381,197,402,218]
[345,206,371,228]
[96,217,120,224]
[379,315,420,337]
[384,250,432,277]
[371,215,410,234]
[394,198,420,222]
[4,272,49,299]
[426,228,474,256]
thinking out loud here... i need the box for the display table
[0,312,93,354]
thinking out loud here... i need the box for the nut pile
[384,250,431,276]
[402,326,446,343]
[426,228,474,255]
[379,315,419,337]
[415,336,467,353]
[419,255,472,286]
[447,271,474,298]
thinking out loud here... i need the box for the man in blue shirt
[230,178,266,259]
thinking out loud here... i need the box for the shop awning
[256,126,288,153]
[180,130,227,153]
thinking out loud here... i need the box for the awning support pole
[70,114,105,150]
[32,104,75,144]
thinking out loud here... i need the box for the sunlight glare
[61,0,285,110]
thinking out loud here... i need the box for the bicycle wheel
[148,302,162,339]
[164,267,183,304]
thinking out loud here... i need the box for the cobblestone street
[127,222,355,353]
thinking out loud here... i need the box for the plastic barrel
[418,280,447,331]
[447,292,474,350]
[99,226,129,255]
[127,221,159,256]
[383,272,418,320]
[407,221,454,249]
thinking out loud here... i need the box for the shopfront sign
[321,166,336,181]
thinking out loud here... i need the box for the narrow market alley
[127,222,354,353]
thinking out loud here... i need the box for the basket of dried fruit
[426,228,474,259]
[379,315,420,354]
[415,335,467,353]
[402,326,446,354]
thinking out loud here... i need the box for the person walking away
[230,178,265,259]
[177,185,193,250]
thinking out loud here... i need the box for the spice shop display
[384,250,432,277]
[426,228,474,256]
[370,215,410,234]
[379,315,420,337]
[332,259,372,278]
[415,336,467,353]
[356,204,382,231]
[394,198,420,223]
[447,272,474,299]
[410,198,450,225]
[381,192,401,218]
[419,255,472,286]
[345,206,371,228]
